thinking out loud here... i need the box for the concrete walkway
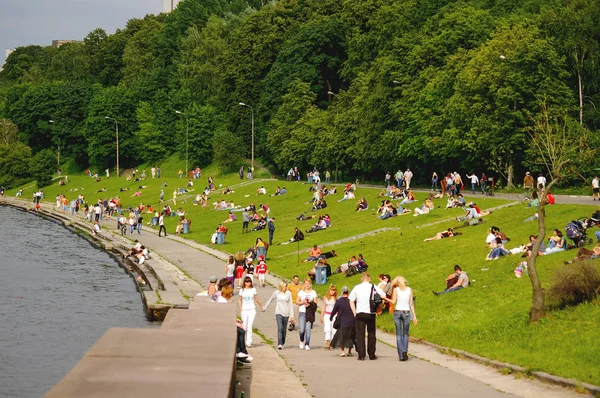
[88,222,581,397]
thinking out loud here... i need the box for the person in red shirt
[256,255,268,288]
[546,192,555,205]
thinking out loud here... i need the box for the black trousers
[159,225,167,236]
[355,313,377,359]
[268,231,274,246]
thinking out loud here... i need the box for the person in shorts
[592,176,599,201]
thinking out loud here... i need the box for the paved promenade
[82,214,580,398]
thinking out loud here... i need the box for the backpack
[369,285,382,313]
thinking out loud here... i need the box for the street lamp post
[238,102,254,178]
[175,110,189,176]
[104,116,119,177]
[49,120,59,166]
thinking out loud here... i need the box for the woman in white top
[225,255,236,286]
[238,276,263,347]
[320,285,337,350]
[262,281,295,349]
[296,278,318,351]
[391,276,418,361]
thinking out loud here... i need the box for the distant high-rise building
[2,49,15,71]
[163,0,182,12]
[52,40,83,47]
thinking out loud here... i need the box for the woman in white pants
[320,284,337,350]
[238,276,263,348]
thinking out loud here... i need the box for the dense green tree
[135,101,168,165]
[30,148,56,188]
[0,142,32,188]
[212,129,246,172]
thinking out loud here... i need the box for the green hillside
[9,160,600,386]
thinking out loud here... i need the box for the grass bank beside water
[9,157,600,386]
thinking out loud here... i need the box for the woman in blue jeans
[262,281,295,350]
[296,278,318,351]
[390,276,418,361]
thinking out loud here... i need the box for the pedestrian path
[97,221,578,398]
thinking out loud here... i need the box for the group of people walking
[237,272,417,362]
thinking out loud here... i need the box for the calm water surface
[0,206,153,397]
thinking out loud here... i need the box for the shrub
[547,262,600,308]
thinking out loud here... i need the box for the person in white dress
[238,276,263,348]
[320,285,337,350]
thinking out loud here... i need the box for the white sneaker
[236,352,248,358]
[278,345,282,350]
[305,345,310,351]
[299,342,305,349]
[246,355,253,362]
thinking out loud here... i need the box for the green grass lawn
[9,157,600,385]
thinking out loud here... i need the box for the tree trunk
[506,159,515,188]
[527,193,546,323]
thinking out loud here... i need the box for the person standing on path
[404,168,413,190]
[296,278,318,351]
[287,275,302,330]
[349,273,387,361]
[225,255,236,286]
[325,169,331,184]
[262,281,295,350]
[431,172,438,191]
[330,286,355,357]
[267,217,275,246]
[390,276,418,361]
[321,284,337,351]
[523,172,535,199]
[592,176,600,201]
[158,212,167,237]
[467,173,479,194]
[239,276,263,348]
[480,173,488,195]
[385,172,391,188]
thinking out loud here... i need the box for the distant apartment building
[163,0,182,12]
[1,48,15,71]
[51,40,83,47]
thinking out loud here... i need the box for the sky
[1,0,163,67]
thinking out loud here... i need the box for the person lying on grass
[414,198,434,216]
[297,213,317,221]
[378,202,409,219]
[424,228,460,241]
[332,255,359,274]
[433,265,469,296]
[564,241,600,264]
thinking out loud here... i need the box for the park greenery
[6,157,600,386]
[1,0,600,189]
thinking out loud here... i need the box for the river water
[0,206,153,397]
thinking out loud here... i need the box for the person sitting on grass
[456,203,480,223]
[445,195,460,209]
[355,197,368,211]
[399,191,416,205]
[251,217,267,232]
[337,189,355,202]
[223,211,236,223]
[257,186,267,195]
[306,216,328,233]
[281,227,305,245]
[414,198,434,216]
[312,198,327,211]
[424,228,458,241]
[303,245,322,262]
[328,185,337,195]
[486,237,510,260]
[542,229,567,255]
[527,191,540,208]
[333,256,359,275]
[433,265,469,296]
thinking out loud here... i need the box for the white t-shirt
[349,282,386,314]
[486,233,496,245]
[297,289,317,313]
[537,176,546,188]
[593,178,599,189]
[226,262,235,277]
[239,288,257,311]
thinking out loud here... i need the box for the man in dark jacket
[267,217,276,246]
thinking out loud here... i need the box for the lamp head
[49,120,54,123]
[175,110,182,114]
[327,91,335,95]
[239,102,246,106]
[104,116,110,119]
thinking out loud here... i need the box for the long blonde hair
[325,284,337,301]
[392,276,409,291]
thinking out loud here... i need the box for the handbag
[370,285,382,313]
[333,315,341,329]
